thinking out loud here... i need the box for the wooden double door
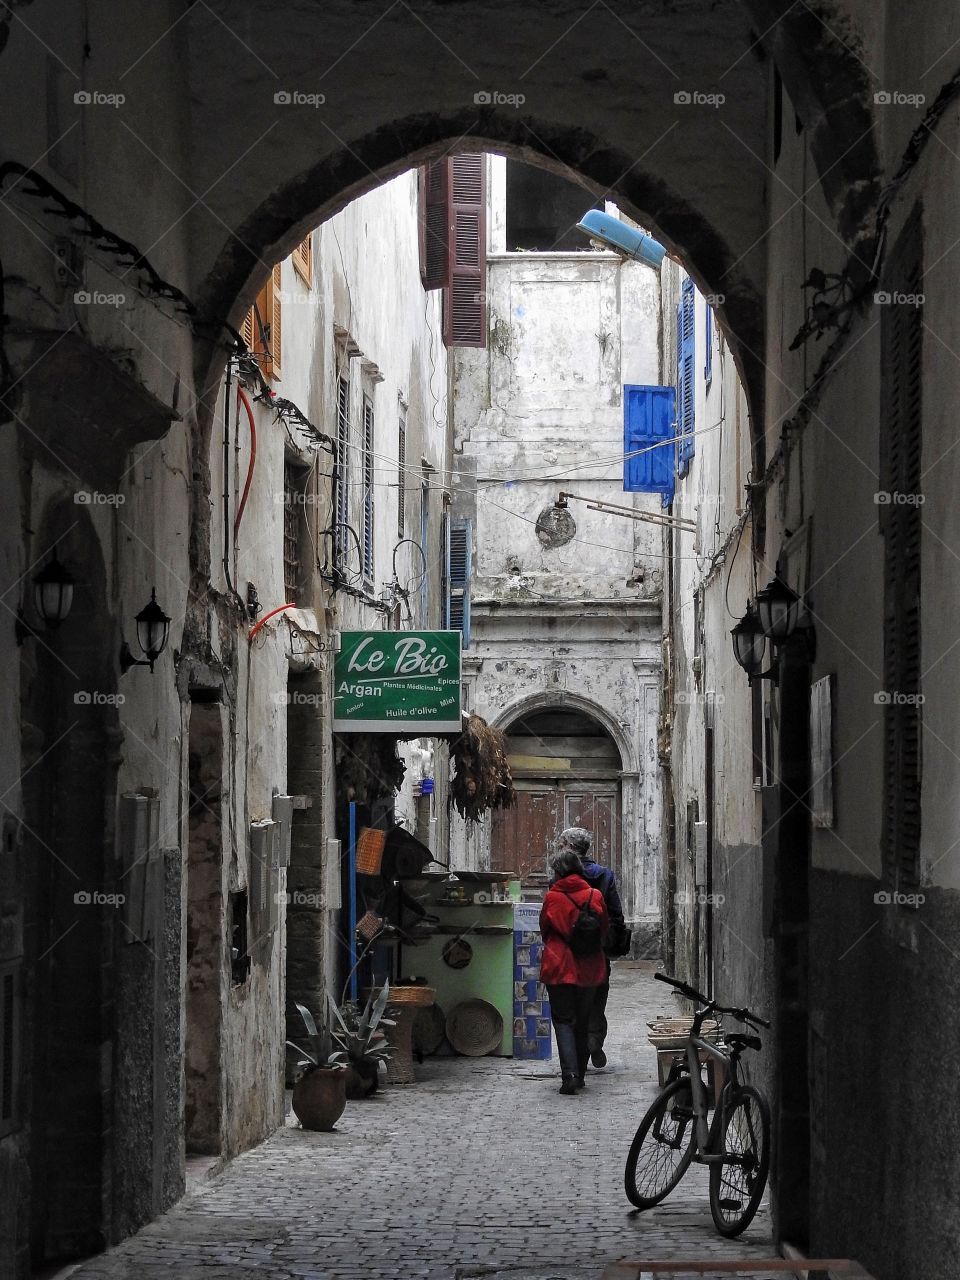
[491,781,621,891]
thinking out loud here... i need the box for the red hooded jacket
[539,874,609,986]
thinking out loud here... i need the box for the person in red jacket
[539,848,609,1094]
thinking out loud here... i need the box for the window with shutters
[677,278,696,474]
[880,207,923,895]
[623,384,676,502]
[1,961,21,1137]
[293,233,312,286]
[241,263,283,379]
[361,395,375,588]
[419,162,449,291]
[283,462,303,603]
[417,155,487,348]
[446,517,472,648]
[397,410,407,537]
[335,374,351,572]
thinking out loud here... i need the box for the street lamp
[730,602,777,684]
[755,574,801,643]
[15,551,75,644]
[120,588,171,674]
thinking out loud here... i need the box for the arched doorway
[490,707,623,896]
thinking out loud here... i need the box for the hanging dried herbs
[451,714,516,822]
[334,734,406,804]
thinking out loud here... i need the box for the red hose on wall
[248,603,295,644]
[234,384,257,542]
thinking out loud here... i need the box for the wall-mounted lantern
[120,588,171,674]
[730,602,777,684]
[731,570,815,684]
[755,574,801,644]
[15,551,75,644]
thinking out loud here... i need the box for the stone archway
[487,692,657,951]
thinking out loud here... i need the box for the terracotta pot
[291,1067,347,1131]
[343,1060,379,1099]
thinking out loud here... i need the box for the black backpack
[562,888,603,957]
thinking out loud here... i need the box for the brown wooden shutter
[419,161,449,290]
[265,262,282,379]
[293,234,312,285]
[240,306,255,352]
[443,154,487,348]
[880,205,923,893]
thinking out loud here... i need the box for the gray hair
[550,849,584,881]
[557,827,592,857]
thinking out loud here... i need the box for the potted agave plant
[287,1001,348,1131]
[329,980,395,1099]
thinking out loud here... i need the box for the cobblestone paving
[71,965,776,1279]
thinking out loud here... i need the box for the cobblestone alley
[64,966,774,1280]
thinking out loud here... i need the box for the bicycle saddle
[724,1033,762,1052]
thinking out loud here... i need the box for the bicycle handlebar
[654,971,771,1029]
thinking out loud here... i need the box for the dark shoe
[559,1076,578,1095]
[590,1048,607,1069]
[574,1076,586,1090]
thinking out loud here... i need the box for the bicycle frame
[672,1009,747,1164]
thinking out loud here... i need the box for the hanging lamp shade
[33,552,74,626]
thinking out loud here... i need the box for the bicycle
[624,971,772,1238]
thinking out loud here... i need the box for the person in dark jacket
[539,848,609,1094]
[555,827,624,1069]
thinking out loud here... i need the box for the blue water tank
[576,209,666,268]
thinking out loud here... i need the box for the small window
[283,462,303,603]
[361,396,375,587]
[335,375,351,572]
[398,410,407,537]
[230,892,250,985]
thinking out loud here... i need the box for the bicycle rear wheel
[708,1084,770,1236]
[624,1076,697,1208]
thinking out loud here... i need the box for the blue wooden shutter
[447,518,472,648]
[677,278,696,474]
[623,385,676,505]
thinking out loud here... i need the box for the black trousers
[547,983,597,1079]
[587,959,611,1051]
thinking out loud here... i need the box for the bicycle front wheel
[708,1084,770,1236]
[624,1076,697,1208]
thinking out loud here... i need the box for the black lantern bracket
[119,587,171,675]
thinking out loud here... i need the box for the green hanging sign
[333,630,463,733]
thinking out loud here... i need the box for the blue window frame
[677,278,696,476]
[623,384,676,506]
[446,517,472,648]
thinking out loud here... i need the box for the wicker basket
[646,1017,721,1050]
[355,827,386,875]
[446,999,504,1057]
[386,984,436,1006]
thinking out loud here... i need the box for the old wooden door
[491,783,621,891]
